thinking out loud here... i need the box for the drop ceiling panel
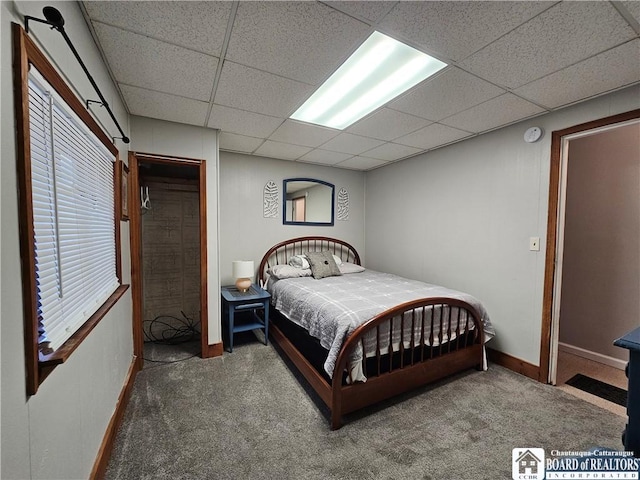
[81,1,640,171]
[347,108,431,141]
[297,149,353,165]
[84,1,231,56]
[226,1,371,85]
[92,23,217,101]
[621,1,640,24]
[268,120,340,148]
[460,1,637,89]
[120,85,209,126]
[336,156,388,170]
[441,94,546,133]
[324,1,396,24]
[219,132,264,154]
[361,142,422,161]
[254,140,312,161]
[389,67,506,122]
[395,123,472,150]
[379,1,555,62]
[320,132,385,155]
[215,62,314,118]
[515,40,640,109]
[208,105,283,139]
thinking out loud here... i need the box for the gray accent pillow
[305,251,342,279]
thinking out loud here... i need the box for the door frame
[129,151,208,370]
[538,109,640,383]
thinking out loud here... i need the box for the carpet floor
[106,337,626,480]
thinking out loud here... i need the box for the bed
[258,236,495,429]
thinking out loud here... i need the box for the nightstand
[221,284,270,353]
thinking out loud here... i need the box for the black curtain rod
[25,7,130,144]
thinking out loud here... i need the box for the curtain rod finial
[43,6,64,30]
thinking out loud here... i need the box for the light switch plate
[529,237,540,251]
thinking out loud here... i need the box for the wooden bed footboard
[330,297,484,429]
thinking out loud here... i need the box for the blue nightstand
[221,284,270,352]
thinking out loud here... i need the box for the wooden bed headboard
[258,236,361,283]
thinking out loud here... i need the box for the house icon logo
[512,448,545,480]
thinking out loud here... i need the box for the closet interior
[138,161,201,366]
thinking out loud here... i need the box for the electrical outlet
[529,237,540,251]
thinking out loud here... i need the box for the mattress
[266,269,494,381]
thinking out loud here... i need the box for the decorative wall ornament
[263,181,279,218]
[337,187,349,221]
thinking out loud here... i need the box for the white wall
[130,116,220,344]
[560,123,640,360]
[365,84,640,366]
[219,151,365,286]
[1,2,132,478]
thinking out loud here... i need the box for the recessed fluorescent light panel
[291,31,447,130]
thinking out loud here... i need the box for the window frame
[13,23,127,395]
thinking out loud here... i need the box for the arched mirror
[283,178,335,226]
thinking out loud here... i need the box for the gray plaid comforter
[267,269,495,380]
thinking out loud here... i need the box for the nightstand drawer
[234,302,266,311]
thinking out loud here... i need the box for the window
[13,24,126,394]
[29,70,119,353]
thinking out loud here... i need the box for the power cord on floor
[143,355,198,368]
[143,311,200,344]
[143,311,200,366]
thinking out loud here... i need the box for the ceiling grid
[82,0,640,170]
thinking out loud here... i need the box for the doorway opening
[540,110,640,399]
[129,152,208,369]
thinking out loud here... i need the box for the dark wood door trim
[129,152,209,364]
[539,109,640,383]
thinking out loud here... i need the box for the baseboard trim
[487,348,540,381]
[558,342,627,371]
[203,342,223,359]
[90,355,139,480]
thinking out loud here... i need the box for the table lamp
[232,260,254,292]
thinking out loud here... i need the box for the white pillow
[289,253,343,268]
[268,264,312,279]
[339,262,365,274]
[288,254,310,269]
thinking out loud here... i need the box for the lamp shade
[232,260,254,279]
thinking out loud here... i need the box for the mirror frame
[283,178,335,226]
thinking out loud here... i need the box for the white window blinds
[28,69,119,353]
